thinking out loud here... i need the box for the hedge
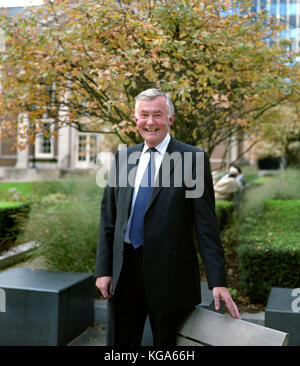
[215,200,235,231]
[0,202,30,248]
[237,200,300,303]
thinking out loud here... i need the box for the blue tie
[129,147,157,249]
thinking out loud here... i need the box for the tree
[0,0,299,156]
[251,97,300,166]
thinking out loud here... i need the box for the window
[76,134,98,167]
[90,135,97,163]
[289,0,297,28]
[35,119,54,158]
[39,124,51,154]
[78,135,87,161]
[280,0,287,20]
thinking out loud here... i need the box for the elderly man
[95,88,240,347]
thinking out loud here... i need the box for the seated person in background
[217,164,246,188]
[233,165,246,187]
[214,166,241,201]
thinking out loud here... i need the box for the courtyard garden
[0,167,300,312]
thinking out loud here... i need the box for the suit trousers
[111,243,191,346]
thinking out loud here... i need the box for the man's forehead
[138,107,163,112]
[136,97,168,111]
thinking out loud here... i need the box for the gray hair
[135,88,175,118]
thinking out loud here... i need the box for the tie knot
[147,147,157,153]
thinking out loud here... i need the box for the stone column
[57,124,70,169]
[57,88,71,169]
[15,113,29,169]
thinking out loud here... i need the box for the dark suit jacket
[95,137,227,314]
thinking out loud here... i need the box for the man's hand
[213,287,241,319]
[96,276,113,298]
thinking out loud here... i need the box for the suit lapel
[147,137,181,210]
[123,143,144,216]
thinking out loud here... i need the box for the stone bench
[0,268,94,346]
[265,287,300,346]
[176,306,289,346]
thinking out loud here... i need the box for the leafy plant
[18,175,104,273]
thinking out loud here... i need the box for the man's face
[135,96,174,148]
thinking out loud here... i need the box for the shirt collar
[142,133,170,155]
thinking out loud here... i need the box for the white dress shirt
[124,133,171,243]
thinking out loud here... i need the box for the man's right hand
[95,276,113,298]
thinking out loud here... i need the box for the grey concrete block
[265,287,300,346]
[0,268,94,346]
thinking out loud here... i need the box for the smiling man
[135,92,174,148]
[95,88,240,347]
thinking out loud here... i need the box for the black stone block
[0,268,94,346]
[265,287,300,346]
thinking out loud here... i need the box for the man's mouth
[144,128,159,132]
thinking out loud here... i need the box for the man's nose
[146,115,155,124]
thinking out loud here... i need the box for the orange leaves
[0,0,298,152]
[212,94,230,109]
[151,49,157,58]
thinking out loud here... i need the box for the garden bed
[237,200,300,304]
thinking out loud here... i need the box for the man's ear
[169,114,175,126]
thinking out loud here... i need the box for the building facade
[210,0,300,170]
[252,0,300,52]
[0,5,104,179]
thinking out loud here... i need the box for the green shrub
[215,200,235,230]
[0,202,30,250]
[237,200,300,303]
[238,168,300,220]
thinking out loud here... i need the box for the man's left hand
[212,287,241,319]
